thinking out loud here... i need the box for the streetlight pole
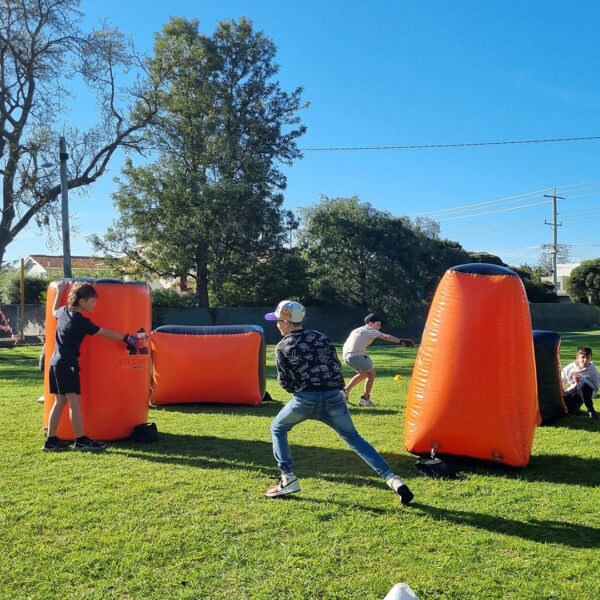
[59,137,72,278]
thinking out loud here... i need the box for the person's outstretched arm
[379,333,415,347]
[51,281,67,318]
[97,328,141,352]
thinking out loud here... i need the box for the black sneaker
[386,477,414,505]
[589,411,600,420]
[42,437,71,452]
[73,436,107,452]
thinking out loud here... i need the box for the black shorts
[49,364,81,395]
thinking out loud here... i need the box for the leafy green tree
[566,259,600,307]
[0,274,50,304]
[0,0,161,265]
[299,196,470,323]
[210,248,310,307]
[93,17,306,308]
[468,252,506,266]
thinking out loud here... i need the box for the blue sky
[7,0,600,267]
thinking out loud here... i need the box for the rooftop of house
[27,255,105,269]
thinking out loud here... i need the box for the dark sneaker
[265,474,300,497]
[42,437,71,452]
[387,477,414,505]
[589,411,600,420]
[73,436,107,452]
[359,395,376,407]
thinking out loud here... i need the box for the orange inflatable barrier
[150,325,266,406]
[405,264,540,467]
[43,279,151,440]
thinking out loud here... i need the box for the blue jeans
[270,390,394,480]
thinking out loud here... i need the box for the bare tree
[0,0,160,265]
[537,244,571,276]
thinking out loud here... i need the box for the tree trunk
[195,247,210,308]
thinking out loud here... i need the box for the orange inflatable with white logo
[43,279,151,440]
[405,264,540,467]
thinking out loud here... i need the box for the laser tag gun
[399,338,415,348]
[123,334,141,354]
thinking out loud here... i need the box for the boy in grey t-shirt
[341,313,414,407]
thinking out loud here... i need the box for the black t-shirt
[49,306,100,368]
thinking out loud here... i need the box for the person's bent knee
[367,368,376,379]
[270,420,290,435]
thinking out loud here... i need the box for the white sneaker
[340,389,350,404]
[386,477,414,505]
[265,474,301,497]
[359,395,376,407]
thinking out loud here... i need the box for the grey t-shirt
[342,325,382,359]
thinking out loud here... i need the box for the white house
[541,263,580,301]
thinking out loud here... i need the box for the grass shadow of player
[112,432,415,488]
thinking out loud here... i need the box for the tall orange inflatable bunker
[150,325,266,406]
[43,279,151,440]
[405,264,540,467]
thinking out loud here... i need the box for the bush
[151,288,198,308]
[0,273,50,304]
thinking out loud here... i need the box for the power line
[436,199,551,222]
[300,135,600,152]
[408,190,548,217]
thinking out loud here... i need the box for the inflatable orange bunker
[405,264,540,467]
[43,279,151,440]
[150,325,266,406]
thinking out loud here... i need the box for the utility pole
[543,188,564,293]
[59,137,72,278]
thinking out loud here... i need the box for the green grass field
[1,337,600,600]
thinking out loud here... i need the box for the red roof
[28,255,106,269]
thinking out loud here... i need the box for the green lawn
[1,337,600,600]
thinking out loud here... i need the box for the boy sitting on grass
[561,345,600,419]
[44,281,139,452]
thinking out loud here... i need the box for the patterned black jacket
[275,328,345,393]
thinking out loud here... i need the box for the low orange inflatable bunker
[43,279,151,440]
[405,264,540,467]
[150,325,266,406]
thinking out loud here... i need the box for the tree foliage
[0,0,160,265]
[210,248,310,307]
[298,196,471,324]
[566,259,600,307]
[0,272,49,303]
[93,17,306,308]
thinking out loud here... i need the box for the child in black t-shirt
[44,281,138,452]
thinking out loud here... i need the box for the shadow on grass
[428,453,600,487]
[151,402,398,417]
[412,503,600,548]
[0,367,41,380]
[545,415,600,431]
[277,494,390,516]
[111,432,415,487]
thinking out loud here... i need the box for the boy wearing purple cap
[264,300,414,505]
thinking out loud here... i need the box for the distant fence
[529,303,600,332]
[152,306,425,345]
[2,302,599,346]
[0,304,45,344]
